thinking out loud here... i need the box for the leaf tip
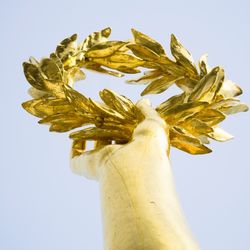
[70,34,77,41]
[21,102,27,109]
[102,27,112,37]
[170,33,177,42]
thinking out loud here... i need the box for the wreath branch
[22,28,248,156]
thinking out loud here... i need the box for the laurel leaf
[23,62,45,90]
[55,34,78,67]
[99,89,137,119]
[208,127,234,142]
[85,41,127,58]
[188,67,224,102]
[170,128,212,154]
[156,93,185,114]
[192,109,225,126]
[89,99,125,121]
[162,101,208,124]
[127,70,162,84]
[72,139,86,158]
[79,27,111,51]
[69,127,128,140]
[63,86,92,114]
[38,112,89,132]
[40,58,63,82]
[170,34,198,75]
[85,63,124,77]
[220,103,249,115]
[127,44,160,61]
[131,29,166,56]
[211,99,249,115]
[89,53,143,70]
[22,98,72,118]
[178,118,213,136]
[141,75,183,96]
[218,80,242,98]
[199,54,209,77]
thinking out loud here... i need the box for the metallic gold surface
[22,28,248,156]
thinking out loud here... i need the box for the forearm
[99,141,199,250]
[70,101,200,250]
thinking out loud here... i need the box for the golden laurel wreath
[22,28,248,157]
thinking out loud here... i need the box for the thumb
[70,144,121,179]
[136,99,163,122]
[135,98,168,132]
[132,99,170,154]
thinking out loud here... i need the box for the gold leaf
[127,70,162,84]
[162,101,208,124]
[22,99,45,118]
[85,41,127,58]
[170,34,198,75]
[199,54,209,77]
[103,89,134,109]
[188,67,224,102]
[89,53,143,71]
[49,121,82,132]
[107,53,143,65]
[23,62,45,90]
[211,99,249,115]
[141,75,183,96]
[67,67,85,84]
[63,86,92,113]
[49,53,66,79]
[56,34,78,61]
[208,127,234,142]
[115,67,141,74]
[72,139,86,158]
[89,99,125,121]
[158,57,186,76]
[157,93,185,114]
[198,135,210,144]
[29,56,39,66]
[170,128,212,154]
[94,140,112,150]
[131,29,166,56]
[69,127,128,140]
[219,103,249,115]
[99,89,136,118]
[85,62,124,77]
[38,112,74,124]
[79,27,111,51]
[178,118,213,136]
[218,80,242,98]
[192,109,225,126]
[22,98,72,118]
[39,58,63,82]
[101,122,134,135]
[175,77,198,93]
[38,112,89,132]
[127,44,160,61]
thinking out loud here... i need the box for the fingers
[70,99,168,179]
[133,99,169,152]
[70,145,121,179]
[136,99,162,121]
[70,150,99,179]
[136,99,167,128]
[135,98,168,133]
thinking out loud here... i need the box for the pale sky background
[1,0,250,249]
